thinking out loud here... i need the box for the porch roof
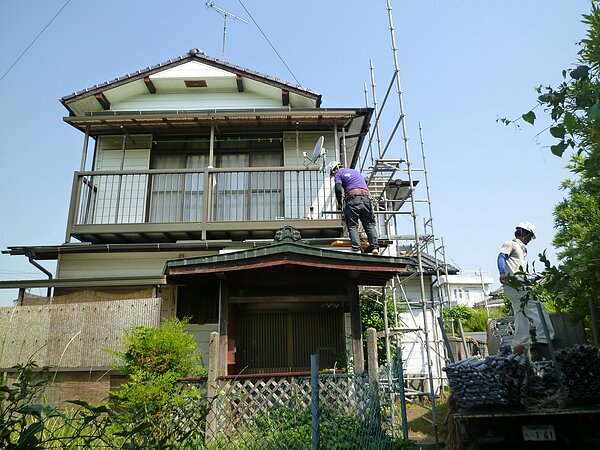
[164,242,412,286]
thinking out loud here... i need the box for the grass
[403,394,450,445]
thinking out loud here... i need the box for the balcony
[66,166,341,244]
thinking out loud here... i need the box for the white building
[433,270,494,308]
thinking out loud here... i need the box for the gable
[61,51,322,117]
[151,60,236,81]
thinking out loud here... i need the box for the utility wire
[236,0,302,87]
[0,0,73,83]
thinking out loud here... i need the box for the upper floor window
[149,135,283,222]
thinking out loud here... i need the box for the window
[177,283,219,325]
[213,152,283,221]
[149,135,283,223]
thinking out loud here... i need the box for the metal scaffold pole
[360,2,453,446]
[385,0,439,444]
[418,122,452,385]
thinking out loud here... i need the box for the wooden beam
[143,76,157,94]
[282,89,289,106]
[236,75,244,92]
[219,282,229,375]
[94,92,110,110]
[348,281,364,372]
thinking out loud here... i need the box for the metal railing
[68,166,336,228]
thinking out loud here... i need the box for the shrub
[111,317,206,406]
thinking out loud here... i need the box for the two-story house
[0,50,428,403]
[433,270,494,308]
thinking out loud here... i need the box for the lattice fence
[193,372,401,449]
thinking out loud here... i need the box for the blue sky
[0,0,591,306]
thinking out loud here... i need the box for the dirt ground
[404,399,449,448]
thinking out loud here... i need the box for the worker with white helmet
[497,221,555,359]
[326,161,379,254]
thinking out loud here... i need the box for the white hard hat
[326,160,341,176]
[516,221,536,239]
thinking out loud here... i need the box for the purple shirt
[334,168,369,192]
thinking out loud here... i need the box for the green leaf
[570,65,590,80]
[538,93,552,103]
[550,141,568,157]
[588,101,600,120]
[550,125,566,138]
[17,422,43,448]
[563,112,576,132]
[522,110,536,125]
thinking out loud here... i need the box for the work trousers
[344,195,378,251]
[503,284,555,346]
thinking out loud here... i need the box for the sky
[0,0,592,306]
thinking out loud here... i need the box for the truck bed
[451,403,600,449]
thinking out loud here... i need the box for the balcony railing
[67,166,339,242]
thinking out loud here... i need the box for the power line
[236,0,302,87]
[0,0,73,83]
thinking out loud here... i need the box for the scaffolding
[358,0,455,445]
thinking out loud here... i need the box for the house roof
[58,49,373,167]
[61,48,322,115]
[399,251,460,276]
[165,241,413,286]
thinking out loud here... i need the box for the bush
[444,305,502,333]
[111,317,206,406]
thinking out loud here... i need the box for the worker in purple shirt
[326,161,379,254]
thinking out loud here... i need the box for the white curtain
[150,154,208,222]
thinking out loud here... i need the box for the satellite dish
[310,136,326,162]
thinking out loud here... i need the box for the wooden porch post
[348,281,364,372]
[205,331,219,446]
[218,280,229,376]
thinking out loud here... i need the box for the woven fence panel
[0,305,51,368]
[0,298,161,368]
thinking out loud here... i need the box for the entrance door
[235,309,344,374]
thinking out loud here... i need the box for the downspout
[26,255,53,297]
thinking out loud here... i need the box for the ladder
[367,159,404,202]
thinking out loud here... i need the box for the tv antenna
[205,2,248,60]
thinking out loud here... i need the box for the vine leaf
[570,65,590,80]
[550,125,566,139]
[587,101,600,120]
[522,110,536,125]
[550,141,568,157]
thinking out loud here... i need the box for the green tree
[506,2,600,324]
[443,305,501,333]
[111,317,206,406]
[359,291,397,367]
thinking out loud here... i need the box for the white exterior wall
[114,92,283,112]
[185,323,219,367]
[399,308,445,389]
[56,251,213,279]
[435,273,494,308]
[111,62,289,112]
[450,283,487,307]
[282,132,337,220]
[394,277,446,390]
[92,135,152,224]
